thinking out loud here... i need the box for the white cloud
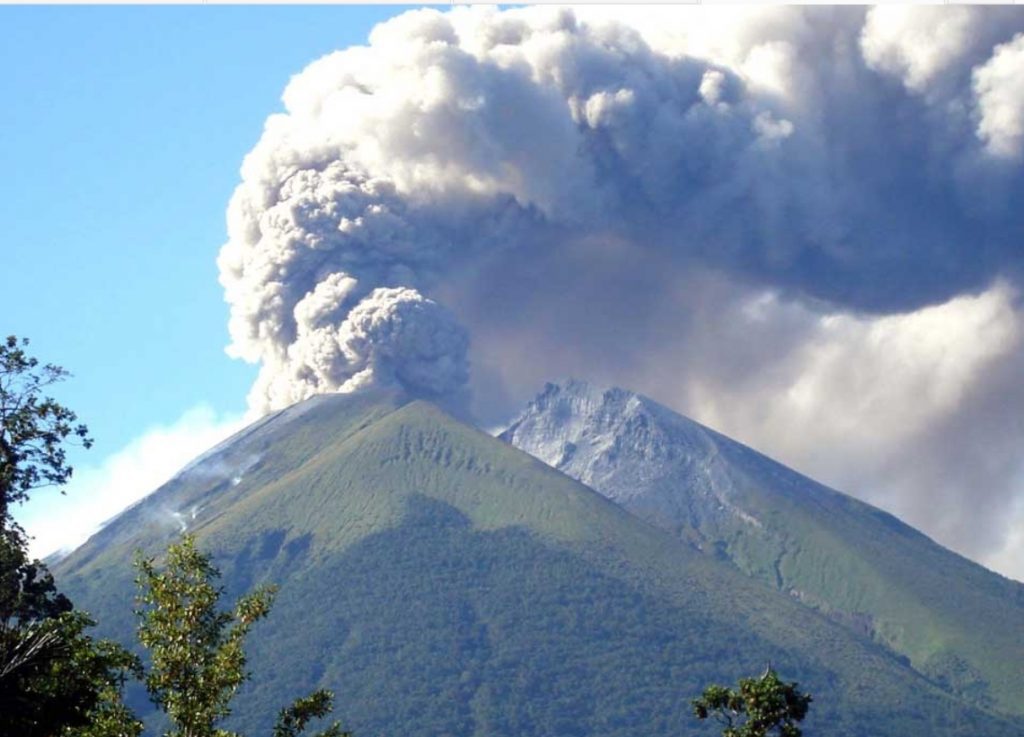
[733,283,1017,449]
[861,6,979,92]
[974,33,1024,159]
[16,404,245,560]
[680,281,1024,580]
[986,495,1024,582]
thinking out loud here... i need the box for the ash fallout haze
[8,5,1024,583]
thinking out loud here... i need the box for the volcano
[55,390,1021,737]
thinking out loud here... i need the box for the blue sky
[3,5,411,546]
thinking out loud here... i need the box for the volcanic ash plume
[218,5,1024,416]
[240,279,469,413]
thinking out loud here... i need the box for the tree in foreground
[692,666,812,737]
[0,335,138,737]
[0,335,92,535]
[134,534,348,737]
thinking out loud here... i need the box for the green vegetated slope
[56,394,1019,737]
[721,461,1024,712]
[502,381,1024,715]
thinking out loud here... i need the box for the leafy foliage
[0,335,92,534]
[273,690,351,737]
[0,608,141,737]
[1,528,72,625]
[0,337,138,737]
[692,667,812,737]
[135,534,345,737]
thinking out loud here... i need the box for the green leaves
[692,668,812,737]
[136,535,272,737]
[0,530,72,625]
[135,534,345,737]
[0,610,141,737]
[0,335,92,536]
[273,690,350,737]
[0,337,137,737]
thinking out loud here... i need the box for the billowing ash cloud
[219,6,1024,579]
[238,279,471,413]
